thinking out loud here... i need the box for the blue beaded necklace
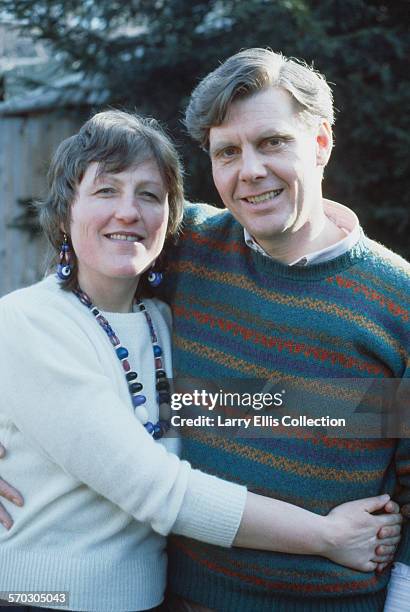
[73,287,171,439]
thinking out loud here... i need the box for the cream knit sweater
[0,275,247,611]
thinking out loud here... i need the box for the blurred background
[0,0,409,296]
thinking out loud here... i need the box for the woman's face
[69,158,169,294]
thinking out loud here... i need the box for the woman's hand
[321,495,402,572]
[0,443,24,529]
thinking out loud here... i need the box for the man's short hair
[185,48,335,149]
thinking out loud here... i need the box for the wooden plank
[0,111,84,297]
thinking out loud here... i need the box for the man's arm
[383,371,410,610]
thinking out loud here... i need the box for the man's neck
[256,208,346,265]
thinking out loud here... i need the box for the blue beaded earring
[56,234,73,280]
[147,266,163,287]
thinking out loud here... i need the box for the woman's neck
[76,273,140,313]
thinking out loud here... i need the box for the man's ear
[316,121,333,167]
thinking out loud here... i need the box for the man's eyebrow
[209,141,235,156]
[209,130,294,156]
[257,129,294,141]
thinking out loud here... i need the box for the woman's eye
[96,187,115,195]
[141,191,160,201]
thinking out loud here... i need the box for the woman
[0,110,401,612]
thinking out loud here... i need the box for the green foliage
[2,0,409,257]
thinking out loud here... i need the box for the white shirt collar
[243,200,361,266]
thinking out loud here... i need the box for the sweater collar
[247,234,370,281]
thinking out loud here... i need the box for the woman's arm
[0,443,401,572]
[0,295,402,571]
[234,491,401,571]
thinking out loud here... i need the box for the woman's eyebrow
[93,173,122,185]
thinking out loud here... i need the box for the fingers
[0,504,13,530]
[384,500,400,514]
[376,561,392,574]
[377,512,403,528]
[0,444,5,458]
[0,478,24,507]
[361,494,391,514]
[362,560,378,572]
[378,524,401,539]
[375,543,398,556]
[372,553,394,564]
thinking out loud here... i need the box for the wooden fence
[0,110,84,297]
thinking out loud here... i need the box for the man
[160,49,409,611]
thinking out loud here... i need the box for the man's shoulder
[364,237,410,280]
[182,201,235,231]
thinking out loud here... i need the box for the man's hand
[323,495,402,573]
[401,503,410,518]
[0,442,24,530]
[375,499,404,573]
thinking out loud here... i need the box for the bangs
[89,132,157,178]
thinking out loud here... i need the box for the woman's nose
[115,195,141,222]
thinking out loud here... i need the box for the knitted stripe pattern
[162,204,410,612]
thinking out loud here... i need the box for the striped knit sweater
[161,203,410,612]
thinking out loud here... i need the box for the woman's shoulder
[0,275,83,333]
[1,275,66,310]
[0,277,106,364]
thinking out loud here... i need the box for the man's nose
[239,148,267,182]
[115,194,141,222]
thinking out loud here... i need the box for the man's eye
[220,147,238,158]
[263,138,282,148]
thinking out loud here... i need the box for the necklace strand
[73,288,171,439]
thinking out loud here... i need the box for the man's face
[209,87,331,254]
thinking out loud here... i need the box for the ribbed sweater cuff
[171,468,247,547]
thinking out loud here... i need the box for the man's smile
[242,189,284,204]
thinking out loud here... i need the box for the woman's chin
[110,269,143,281]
